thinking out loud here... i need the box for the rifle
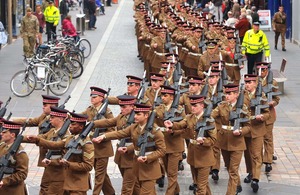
[200,67,212,97]
[0,112,31,181]
[221,63,232,85]
[39,95,71,134]
[163,77,183,122]
[262,70,282,103]
[0,96,11,118]
[136,71,147,104]
[211,77,224,106]
[117,110,135,148]
[163,63,171,86]
[196,103,215,138]
[165,29,173,53]
[250,80,269,119]
[45,118,71,160]
[63,122,95,160]
[137,110,156,156]
[198,29,206,52]
[234,31,246,67]
[229,84,249,130]
[93,88,111,138]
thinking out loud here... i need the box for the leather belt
[134,150,153,156]
[182,47,189,51]
[225,63,239,67]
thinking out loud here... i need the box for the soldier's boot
[236,185,243,194]
[273,155,278,161]
[251,179,259,193]
[178,160,184,171]
[189,183,197,191]
[265,164,272,173]
[156,175,165,188]
[211,169,219,182]
[244,173,252,183]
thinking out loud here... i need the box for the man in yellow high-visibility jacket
[44,0,60,42]
[242,21,270,74]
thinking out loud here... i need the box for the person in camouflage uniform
[20,7,39,58]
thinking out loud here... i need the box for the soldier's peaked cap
[187,76,204,84]
[90,86,107,97]
[134,103,151,112]
[117,95,136,105]
[1,119,21,133]
[244,74,257,81]
[161,85,176,94]
[50,106,69,118]
[126,75,143,84]
[189,95,205,104]
[224,84,239,93]
[69,112,88,123]
[42,95,60,104]
[255,62,270,69]
[150,72,165,81]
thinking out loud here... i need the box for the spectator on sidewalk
[212,0,223,23]
[272,5,287,51]
[60,0,69,26]
[88,0,97,30]
[44,0,60,42]
[232,0,241,19]
[20,7,39,58]
[96,0,105,15]
[0,21,8,50]
[62,15,77,39]
[225,11,238,27]
[34,5,45,45]
[235,13,251,43]
[251,6,259,23]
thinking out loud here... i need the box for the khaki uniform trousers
[162,152,181,195]
[23,35,36,58]
[40,180,64,195]
[212,145,221,171]
[275,31,286,48]
[244,137,253,174]
[118,165,140,195]
[250,136,264,180]
[93,157,115,195]
[139,180,156,195]
[190,166,212,195]
[263,123,274,164]
[221,150,243,195]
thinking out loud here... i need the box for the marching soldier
[154,85,186,195]
[93,104,166,194]
[82,87,116,195]
[164,95,217,195]
[211,84,251,195]
[257,63,280,173]
[0,120,29,195]
[145,73,165,105]
[243,74,270,192]
[27,112,94,195]
[93,95,140,195]
[23,106,69,195]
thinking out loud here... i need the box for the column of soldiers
[0,1,282,195]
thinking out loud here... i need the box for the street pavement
[1,0,300,194]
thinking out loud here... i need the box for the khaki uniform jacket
[211,102,251,151]
[154,104,186,153]
[197,51,220,78]
[37,135,94,192]
[144,87,162,106]
[245,90,270,138]
[172,114,217,168]
[105,123,166,181]
[262,77,280,125]
[20,14,39,36]
[82,105,114,158]
[272,11,287,33]
[94,114,134,168]
[0,144,29,195]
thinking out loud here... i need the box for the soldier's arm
[211,105,221,119]
[67,142,94,172]
[36,138,66,150]
[241,105,251,135]
[145,129,166,163]
[94,117,118,128]
[107,96,119,105]
[105,125,132,140]
[197,58,205,78]
[2,151,29,186]
[202,122,217,147]
[14,113,47,127]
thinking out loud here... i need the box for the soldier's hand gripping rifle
[196,103,215,138]
[136,71,147,104]
[63,122,95,160]
[163,77,183,122]
[262,70,282,103]
[39,95,71,134]
[250,79,269,119]
[0,113,31,181]
[0,96,11,118]
[137,109,156,157]
[93,88,111,138]
[229,84,249,130]
[45,118,71,160]
[211,76,224,106]
[234,31,246,67]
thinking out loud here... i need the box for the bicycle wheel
[66,58,83,79]
[10,70,37,97]
[67,50,85,65]
[77,38,91,58]
[47,68,71,96]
